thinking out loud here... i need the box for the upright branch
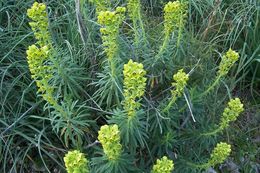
[127,0,147,52]
[189,142,232,169]
[202,48,240,97]
[108,59,148,152]
[26,2,62,112]
[156,1,188,61]
[97,7,126,77]
[202,98,244,136]
[27,2,91,147]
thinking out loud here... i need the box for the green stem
[155,33,170,61]
[132,5,147,50]
[133,17,139,47]
[41,53,68,118]
[108,39,119,77]
[186,161,210,169]
[110,58,116,77]
[137,10,146,38]
[200,75,222,98]
[163,96,177,113]
[176,18,183,48]
[201,127,222,136]
[186,161,200,168]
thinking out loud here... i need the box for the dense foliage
[0,0,259,172]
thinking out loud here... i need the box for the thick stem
[132,4,147,51]
[155,33,170,61]
[186,161,210,169]
[201,127,222,136]
[163,96,177,113]
[110,58,116,77]
[176,18,183,48]
[200,75,222,98]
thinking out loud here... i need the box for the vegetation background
[0,0,259,172]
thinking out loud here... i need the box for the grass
[0,0,259,172]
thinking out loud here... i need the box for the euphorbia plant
[93,7,126,106]
[25,1,245,172]
[26,2,93,147]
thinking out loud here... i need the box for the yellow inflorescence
[89,0,111,13]
[27,2,51,46]
[26,44,55,105]
[122,59,147,117]
[26,2,56,107]
[26,45,50,80]
[208,142,231,167]
[171,69,189,98]
[218,48,239,77]
[151,156,174,173]
[98,124,122,161]
[220,98,244,130]
[127,0,141,19]
[163,1,188,36]
[64,150,89,173]
[163,69,189,112]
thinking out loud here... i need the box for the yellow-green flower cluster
[127,0,141,19]
[89,0,111,13]
[220,98,244,130]
[171,69,189,98]
[208,142,231,167]
[164,69,189,112]
[64,150,89,173]
[122,59,147,117]
[98,124,122,160]
[26,2,56,106]
[26,45,50,80]
[218,48,239,77]
[26,44,55,106]
[163,1,188,36]
[27,2,50,46]
[98,7,125,61]
[151,156,174,173]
